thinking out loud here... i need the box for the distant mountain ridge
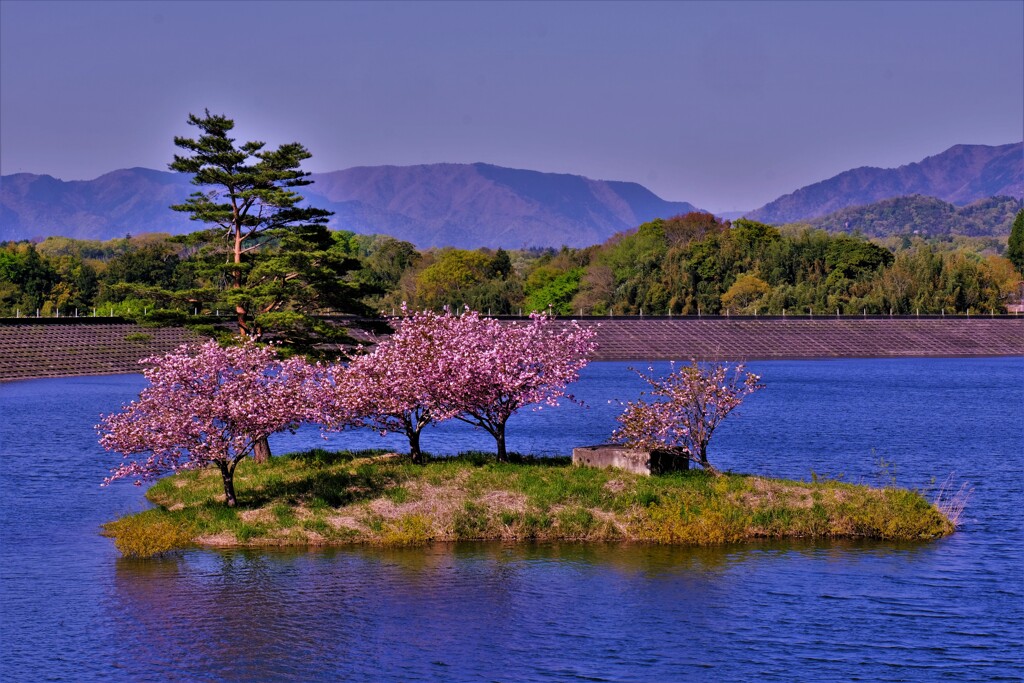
[0,168,196,240]
[4,142,1021,246]
[807,195,1022,238]
[0,163,699,248]
[748,143,1023,224]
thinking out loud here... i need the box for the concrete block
[572,444,689,476]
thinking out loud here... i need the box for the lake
[1,358,1022,681]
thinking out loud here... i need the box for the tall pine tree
[170,110,367,463]
[169,110,335,338]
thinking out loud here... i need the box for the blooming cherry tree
[452,313,598,461]
[329,307,471,463]
[613,361,764,475]
[98,340,313,506]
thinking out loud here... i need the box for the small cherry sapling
[614,360,764,475]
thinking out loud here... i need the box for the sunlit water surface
[1,358,1021,681]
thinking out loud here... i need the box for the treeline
[2,211,1022,321]
[808,195,1022,239]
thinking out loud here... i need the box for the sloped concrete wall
[1,317,1021,382]
[567,317,1024,361]
[0,323,201,382]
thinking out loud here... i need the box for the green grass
[104,449,957,557]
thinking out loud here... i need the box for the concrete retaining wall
[1,317,1021,382]
[566,317,1024,360]
[572,445,689,476]
[0,323,201,382]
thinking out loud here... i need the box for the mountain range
[1,142,1021,248]
[0,164,697,248]
[746,142,1022,224]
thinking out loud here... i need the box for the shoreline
[103,450,957,558]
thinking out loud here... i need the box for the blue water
[1,358,1022,681]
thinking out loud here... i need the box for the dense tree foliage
[810,195,1022,238]
[1009,209,1024,275]
[4,212,1021,320]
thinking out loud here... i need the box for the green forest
[3,209,1023,326]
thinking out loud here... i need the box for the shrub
[102,510,194,558]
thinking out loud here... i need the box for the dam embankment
[0,321,201,382]
[2,317,1024,382]
[1,316,1022,382]
[579,316,1024,360]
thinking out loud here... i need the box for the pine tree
[169,110,334,338]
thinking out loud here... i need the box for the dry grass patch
[604,479,629,494]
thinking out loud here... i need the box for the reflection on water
[103,538,1013,682]
[1,359,1022,681]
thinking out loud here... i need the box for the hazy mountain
[747,143,1023,225]
[805,195,1023,238]
[0,168,196,241]
[0,163,700,248]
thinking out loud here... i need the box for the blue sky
[1,0,1021,211]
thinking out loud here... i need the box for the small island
[97,317,964,558]
[104,449,955,558]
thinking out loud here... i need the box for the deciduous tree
[614,361,764,475]
[98,340,313,506]
[330,308,470,463]
[721,274,771,313]
[453,313,598,460]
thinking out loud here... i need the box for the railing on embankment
[2,315,1022,382]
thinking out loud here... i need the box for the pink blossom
[312,307,598,462]
[97,339,314,506]
[613,361,764,475]
[447,311,598,461]
[319,307,474,463]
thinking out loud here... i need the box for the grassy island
[104,449,956,557]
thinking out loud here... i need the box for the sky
[1,0,1021,212]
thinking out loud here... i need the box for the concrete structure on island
[572,445,690,476]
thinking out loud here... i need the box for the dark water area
[1,358,1022,682]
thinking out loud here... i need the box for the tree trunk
[218,462,238,507]
[408,428,424,465]
[495,424,507,462]
[253,435,272,464]
[698,443,720,476]
[232,219,249,337]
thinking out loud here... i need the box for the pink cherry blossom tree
[452,313,598,461]
[327,307,470,464]
[613,361,764,475]
[98,339,314,506]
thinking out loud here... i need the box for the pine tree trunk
[253,435,272,464]
[233,221,249,337]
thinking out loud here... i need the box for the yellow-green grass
[103,449,955,557]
